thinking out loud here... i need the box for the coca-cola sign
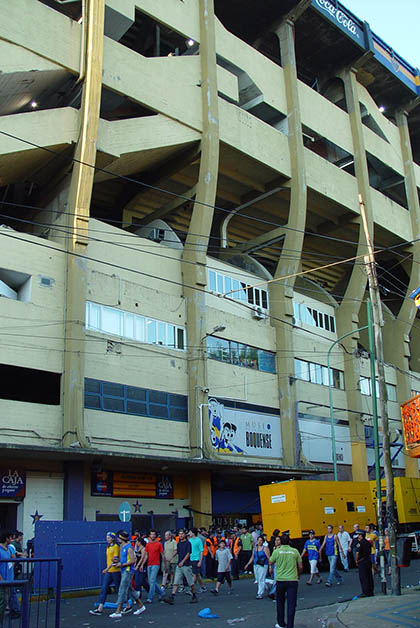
[313,0,364,45]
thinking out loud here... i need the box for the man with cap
[355,529,374,597]
[89,532,121,615]
[109,530,146,618]
[301,530,322,585]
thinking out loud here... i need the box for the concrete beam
[229,225,287,254]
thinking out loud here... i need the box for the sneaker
[268,593,275,600]
[109,613,122,618]
[133,607,146,616]
[256,594,263,599]
[227,589,233,595]
[89,609,102,616]
[146,599,152,604]
[163,596,174,605]
[337,581,343,585]
[121,607,132,615]
[325,582,331,587]
[185,590,192,596]
[178,585,184,593]
[189,595,198,604]
[201,586,207,592]
[210,589,218,596]
[275,624,286,628]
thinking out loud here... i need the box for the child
[301,530,322,585]
[211,540,233,596]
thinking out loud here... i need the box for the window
[293,302,335,333]
[0,363,60,405]
[294,358,344,390]
[206,337,276,373]
[84,378,188,422]
[0,268,32,302]
[360,377,397,401]
[208,270,269,309]
[85,302,185,350]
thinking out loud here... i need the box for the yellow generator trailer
[369,477,420,532]
[260,479,375,544]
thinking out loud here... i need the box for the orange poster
[400,394,420,458]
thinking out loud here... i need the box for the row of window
[85,301,185,350]
[206,336,276,373]
[208,270,269,309]
[360,377,397,401]
[84,378,188,422]
[294,358,344,390]
[293,302,336,333]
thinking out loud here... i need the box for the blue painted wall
[212,488,261,515]
[34,520,131,590]
[63,461,84,520]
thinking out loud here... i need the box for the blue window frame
[84,378,188,422]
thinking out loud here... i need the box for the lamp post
[327,325,367,481]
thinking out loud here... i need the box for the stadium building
[0,0,419,539]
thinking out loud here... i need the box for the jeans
[254,564,268,597]
[99,571,121,605]
[9,587,20,613]
[147,565,163,602]
[269,565,276,595]
[0,587,7,621]
[340,552,349,570]
[117,570,139,606]
[276,580,298,628]
[327,555,342,584]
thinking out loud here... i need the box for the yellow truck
[259,480,375,543]
[259,478,420,549]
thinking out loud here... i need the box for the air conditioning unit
[252,306,266,320]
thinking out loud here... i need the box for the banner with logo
[312,0,364,46]
[91,470,174,498]
[0,469,26,498]
[208,398,282,458]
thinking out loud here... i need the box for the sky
[343,0,419,69]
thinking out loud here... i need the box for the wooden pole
[359,195,400,595]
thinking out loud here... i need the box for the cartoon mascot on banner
[208,398,243,454]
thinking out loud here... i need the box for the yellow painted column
[62,0,105,448]
[335,68,376,481]
[270,20,307,466]
[190,471,212,529]
[181,0,219,459]
[382,110,420,479]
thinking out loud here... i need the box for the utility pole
[359,195,400,595]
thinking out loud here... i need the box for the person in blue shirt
[0,530,12,622]
[320,525,343,587]
[301,530,322,585]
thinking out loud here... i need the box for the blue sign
[118,501,131,522]
[312,0,364,46]
[156,475,174,499]
[0,469,26,498]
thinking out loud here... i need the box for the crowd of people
[87,520,387,628]
[0,521,391,628]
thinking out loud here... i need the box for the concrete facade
[0,0,419,537]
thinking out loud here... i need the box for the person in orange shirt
[384,528,391,576]
[365,524,378,577]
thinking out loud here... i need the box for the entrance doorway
[0,503,18,529]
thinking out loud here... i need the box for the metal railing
[0,558,62,628]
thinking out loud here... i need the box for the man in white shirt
[337,525,351,572]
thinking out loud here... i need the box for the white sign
[357,505,366,513]
[271,494,286,504]
[208,398,282,458]
[324,507,335,514]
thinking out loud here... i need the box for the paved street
[59,560,420,627]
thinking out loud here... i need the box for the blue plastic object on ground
[198,607,219,618]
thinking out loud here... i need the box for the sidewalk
[294,589,420,628]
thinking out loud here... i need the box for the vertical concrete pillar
[63,461,85,520]
[62,0,104,448]
[382,110,420,478]
[270,21,307,466]
[190,471,212,529]
[335,68,376,481]
[182,0,219,458]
